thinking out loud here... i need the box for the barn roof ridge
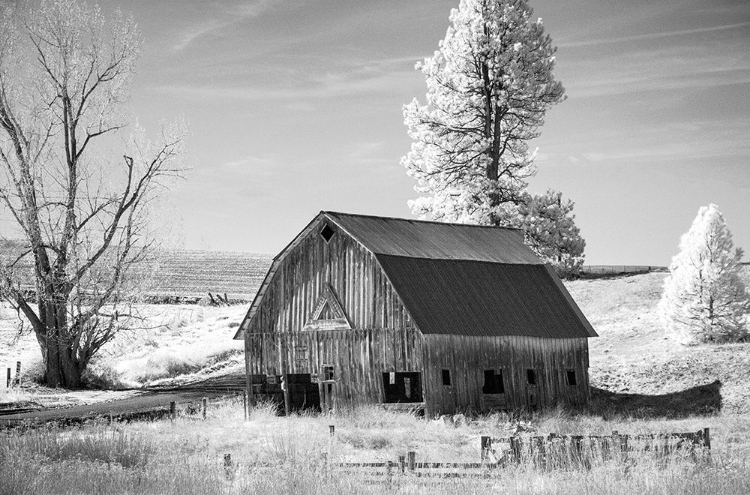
[321,210,525,232]
[322,211,541,265]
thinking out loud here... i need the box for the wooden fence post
[6,368,10,388]
[170,401,176,423]
[387,460,394,487]
[510,437,521,464]
[398,454,406,474]
[535,436,546,469]
[321,451,329,479]
[481,436,492,462]
[14,361,20,386]
[611,430,619,461]
[328,425,335,459]
[243,390,248,421]
[202,397,208,420]
[700,427,711,463]
[547,433,558,469]
[407,451,416,472]
[702,428,711,450]
[223,453,234,481]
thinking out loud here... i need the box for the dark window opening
[483,369,505,394]
[246,374,320,414]
[323,365,335,381]
[566,369,577,386]
[382,372,423,403]
[320,224,335,243]
[442,369,451,386]
[527,369,537,386]
[287,374,321,413]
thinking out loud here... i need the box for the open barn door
[382,372,423,403]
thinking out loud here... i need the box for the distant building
[234,212,597,415]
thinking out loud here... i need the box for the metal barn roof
[235,211,596,340]
[326,212,541,264]
[376,255,597,338]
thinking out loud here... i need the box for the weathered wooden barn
[233,212,597,415]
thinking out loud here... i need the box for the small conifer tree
[659,204,749,343]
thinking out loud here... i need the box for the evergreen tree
[402,0,582,270]
[516,190,585,277]
[659,204,749,344]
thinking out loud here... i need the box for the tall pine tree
[402,0,584,274]
[659,204,749,344]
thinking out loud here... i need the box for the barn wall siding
[246,328,424,408]
[246,219,415,337]
[245,219,422,408]
[422,335,590,415]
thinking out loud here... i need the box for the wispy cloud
[154,54,420,101]
[561,37,750,99]
[560,22,750,48]
[577,117,750,165]
[172,0,283,51]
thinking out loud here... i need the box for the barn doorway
[320,365,336,412]
[382,372,423,403]
[286,374,321,412]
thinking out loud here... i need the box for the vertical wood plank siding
[422,335,591,415]
[245,220,422,408]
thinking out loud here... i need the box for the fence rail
[580,265,667,276]
[317,427,711,482]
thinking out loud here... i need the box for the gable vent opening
[320,224,335,243]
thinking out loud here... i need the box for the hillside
[0,244,273,300]
[565,271,750,414]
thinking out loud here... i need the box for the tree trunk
[36,282,84,388]
[40,326,83,388]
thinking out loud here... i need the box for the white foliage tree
[402,0,581,271]
[515,190,585,277]
[659,204,749,344]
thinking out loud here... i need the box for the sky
[95,0,750,265]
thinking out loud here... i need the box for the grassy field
[1,400,749,494]
[566,271,750,414]
[0,245,273,300]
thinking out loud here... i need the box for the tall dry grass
[1,400,749,494]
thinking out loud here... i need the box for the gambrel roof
[326,211,541,264]
[234,212,596,340]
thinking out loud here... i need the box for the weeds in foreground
[1,402,749,494]
[0,426,154,468]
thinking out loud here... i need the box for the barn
[233,211,597,416]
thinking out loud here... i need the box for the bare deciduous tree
[0,0,185,388]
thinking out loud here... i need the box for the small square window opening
[323,365,334,381]
[527,369,537,386]
[483,369,505,394]
[441,369,451,386]
[566,369,577,386]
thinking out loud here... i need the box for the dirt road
[0,374,246,428]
